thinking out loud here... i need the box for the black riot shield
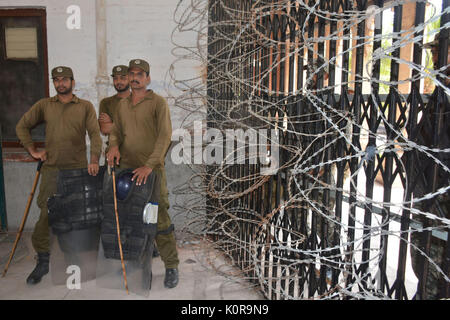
[47,167,105,286]
[96,168,160,296]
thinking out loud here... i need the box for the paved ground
[0,232,265,300]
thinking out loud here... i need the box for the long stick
[111,165,129,294]
[2,160,43,277]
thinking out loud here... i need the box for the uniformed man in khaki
[99,65,161,259]
[106,59,179,288]
[16,66,102,285]
[98,65,130,136]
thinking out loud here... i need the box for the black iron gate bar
[205,0,449,300]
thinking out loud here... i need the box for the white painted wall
[104,0,201,128]
[106,1,176,94]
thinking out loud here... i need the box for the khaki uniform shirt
[109,90,172,169]
[16,95,102,169]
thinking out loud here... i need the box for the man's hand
[28,147,47,162]
[88,155,99,176]
[98,113,112,123]
[106,146,120,167]
[132,166,152,186]
[99,113,113,135]
[88,163,99,176]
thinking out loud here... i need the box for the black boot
[164,268,178,288]
[26,252,50,285]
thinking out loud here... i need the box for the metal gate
[0,125,7,231]
[205,0,449,300]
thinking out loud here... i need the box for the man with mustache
[16,66,102,285]
[106,59,179,288]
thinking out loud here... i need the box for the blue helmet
[115,170,134,201]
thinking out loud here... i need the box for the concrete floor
[0,232,265,300]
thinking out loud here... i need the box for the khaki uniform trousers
[151,168,179,269]
[32,166,59,253]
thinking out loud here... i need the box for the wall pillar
[95,0,109,165]
[95,0,109,104]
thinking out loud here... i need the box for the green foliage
[379,36,392,95]
[377,3,441,95]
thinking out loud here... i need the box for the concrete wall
[3,162,42,232]
[1,0,204,231]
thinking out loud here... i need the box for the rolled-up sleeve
[16,99,45,149]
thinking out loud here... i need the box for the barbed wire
[167,0,449,300]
